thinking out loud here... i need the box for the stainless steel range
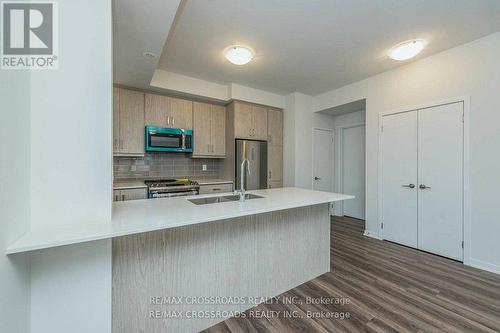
[145,178,199,199]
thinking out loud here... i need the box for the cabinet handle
[269,171,272,179]
[114,195,118,201]
[172,117,175,126]
[121,194,125,201]
[212,188,221,191]
[167,116,170,125]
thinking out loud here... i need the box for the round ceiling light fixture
[388,39,426,61]
[224,45,254,65]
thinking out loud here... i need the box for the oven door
[145,127,193,152]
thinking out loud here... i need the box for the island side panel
[112,204,330,333]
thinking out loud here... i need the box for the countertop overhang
[6,187,353,255]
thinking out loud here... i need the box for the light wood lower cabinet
[113,188,147,201]
[113,88,145,156]
[268,145,283,186]
[268,180,283,189]
[192,102,225,158]
[198,183,233,194]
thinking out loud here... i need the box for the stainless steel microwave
[145,126,193,152]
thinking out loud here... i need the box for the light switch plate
[202,164,207,171]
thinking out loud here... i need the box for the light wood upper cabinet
[114,88,145,156]
[234,102,253,139]
[113,88,120,152]
[192,102,226,158]
[252,105,268,141]
[267,108,283,145]
[145,93,169,127]
[193,102,212,156]
[233,101,268,140]
[211,105,226,156]
[145,94,193,129]
[169,97,193,129]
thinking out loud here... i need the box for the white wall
[329,111,366,216]
[30,0,113,229]
[0,69,31,333]
[28,0,114,332]
[284,93,335,189]
[151,69,286,108]
[313,32,500,273]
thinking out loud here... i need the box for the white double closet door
[381,102,464,261]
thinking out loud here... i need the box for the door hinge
[381,222,384,229]
[462,113,464,123]
[462,241,464,249]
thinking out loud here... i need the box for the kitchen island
[7,187,352,332]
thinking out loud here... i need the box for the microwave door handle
[181,133,186,150]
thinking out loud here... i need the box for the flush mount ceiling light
[388,39,426,61]
[224,45,254,65]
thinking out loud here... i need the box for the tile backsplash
[114,153,225,180]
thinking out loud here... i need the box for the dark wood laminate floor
[204,216,500,333]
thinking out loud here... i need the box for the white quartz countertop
[6,187,353,255]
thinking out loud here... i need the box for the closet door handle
[419,184,431,189]
[402,184,415,188]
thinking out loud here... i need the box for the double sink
[188,193,263,205]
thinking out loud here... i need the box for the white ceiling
[114,0,500,96]
[155,0,500,95]
[113,0,182,88]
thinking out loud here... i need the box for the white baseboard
[363,230,381,240]
[468,258,500,275]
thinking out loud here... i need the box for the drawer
[198,183,233,195]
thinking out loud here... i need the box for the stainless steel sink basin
[188,193,263,205]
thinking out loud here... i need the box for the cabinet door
[252,105,268,141]
[169,97,193,129]
[234,102,253,139]
[211,104,226,156]
[268,145,283,182]
[122,188,147,201]
[113,88,120,153]
[113,190,122,202]
[192,102,212,156]
[267,108,283,145]
[119,89,145,155]
[145,93,169,127]
[268,181,283,189]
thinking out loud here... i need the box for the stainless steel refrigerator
[235,139,268,190]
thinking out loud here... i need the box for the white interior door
[418,103,463,261]
[381,112,418,248]
[312,128,333,192]
[342,125,366,219]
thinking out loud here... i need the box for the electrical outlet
[202,164,207,171]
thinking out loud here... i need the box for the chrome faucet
[237,158,251,201]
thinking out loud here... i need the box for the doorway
[340,124,366,219]
[312,128,334,192]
